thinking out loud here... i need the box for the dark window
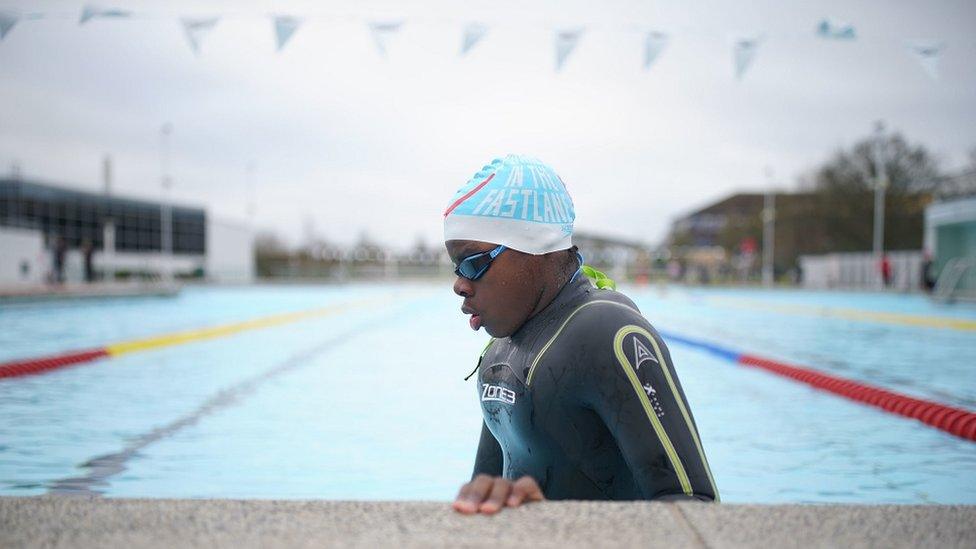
[0,179,205,255]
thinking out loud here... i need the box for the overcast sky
[1,0,974,249]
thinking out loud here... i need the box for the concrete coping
[2,497,974,548]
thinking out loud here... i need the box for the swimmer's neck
[515,262,580,336]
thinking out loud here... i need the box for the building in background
[669,188,932,287]
[923,169,976,300]
[0,178,254,285]
[667,193,814,282]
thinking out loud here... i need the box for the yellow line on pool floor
[105,300,370,357]
[704,296,976,332]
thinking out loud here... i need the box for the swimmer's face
[447,239,546,338]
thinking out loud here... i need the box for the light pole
[245,161,256,219]
[872,121,888,290]
[160,123,173,282]
[762,167,776,287]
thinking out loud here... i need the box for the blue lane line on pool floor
[46,319,382,496]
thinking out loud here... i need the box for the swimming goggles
[454,244,507,281]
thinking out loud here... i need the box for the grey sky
[1,0,974,250]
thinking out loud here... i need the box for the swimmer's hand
[452,474,545,515]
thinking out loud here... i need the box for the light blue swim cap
[443,155,575,255]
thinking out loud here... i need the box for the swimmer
[443,155,718,514]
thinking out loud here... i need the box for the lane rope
[659,330,976,442]
[0,300,369,380]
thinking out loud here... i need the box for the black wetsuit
[472,276,718,501]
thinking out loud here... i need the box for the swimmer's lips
[462,305,482,331]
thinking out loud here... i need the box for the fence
[799,250,923,291]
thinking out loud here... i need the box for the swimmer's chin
[480,323,515,339]
[468,315,515,338]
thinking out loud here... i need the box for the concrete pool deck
[1,497,973,548]
[0,281,180,304]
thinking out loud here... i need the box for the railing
[799,250,923,291]
[933,257,976,303]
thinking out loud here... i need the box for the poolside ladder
[933,257,975,303]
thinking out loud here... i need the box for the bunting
[79,5,132,25]
[0,10,959,83]
[0,10,17,40]
[181,17,219,56]
[460,23,487,56]
[907,41,945,80]
[732,36,762,80]
[272,15,302,52]
[369,21,403,57]
[555,29,583,71]
[643,31,669,70]
[816,19,856,40]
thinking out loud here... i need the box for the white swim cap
[443,155,575,255]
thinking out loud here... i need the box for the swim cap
[443,155,575,255]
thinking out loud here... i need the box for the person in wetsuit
[443,155,718,514]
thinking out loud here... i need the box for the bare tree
[808,132,943,253]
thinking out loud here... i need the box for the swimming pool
[1,283,974,503]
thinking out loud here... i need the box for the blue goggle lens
[454,245,506,280]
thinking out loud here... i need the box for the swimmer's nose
[454,276,473,298]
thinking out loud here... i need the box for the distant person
[666,259,683,281]
[880,254,892,288]
[443,155,717,514]
[698,265,710,285]
[921,252,936,292]
[52,236,67,284]
[82,239,95,283]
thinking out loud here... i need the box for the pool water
[1,283,974,503]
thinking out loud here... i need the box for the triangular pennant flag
[272,15,302,52]
[555,29,583,72]
[79,5,131,25]
[907,41,944,80]
[181,17,219,56]
[0,10,19,40]
[460,23,488,56]
[732,36,762,80]
[815,19,856,40]
[369,21,402,57]
[643,31,669,70]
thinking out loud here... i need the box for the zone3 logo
[481,384,517,405]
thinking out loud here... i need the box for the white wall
[95,251,204,278]
[0,227,47,285]
[799,251,923,291]
[206,217,255,283]
[3,217,254,285]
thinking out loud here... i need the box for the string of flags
[0,6,954,81]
